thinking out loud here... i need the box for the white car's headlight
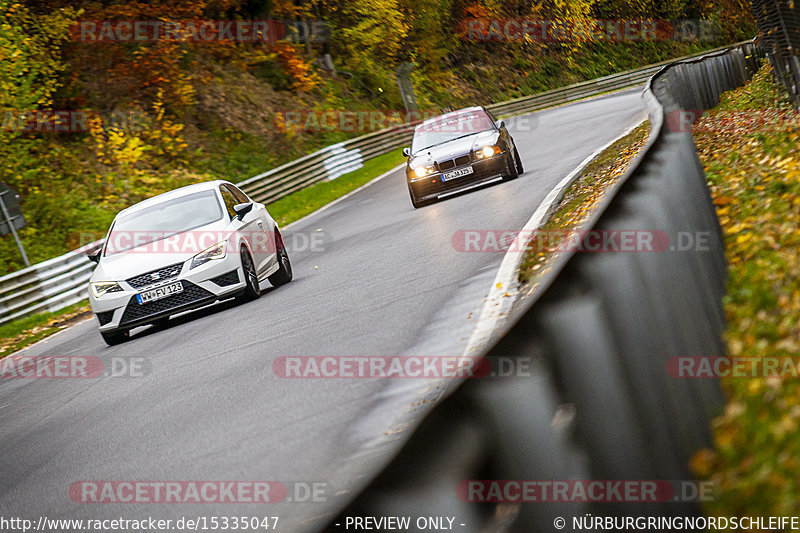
[91,281,123,298]
[190,241,227,269]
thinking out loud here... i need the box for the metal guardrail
[751,0,800,105]
[0,241,103,327]
[328,42,762,530]
[0,43,750,329]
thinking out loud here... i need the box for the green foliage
[0,0,76,196]
[0,0,756,274]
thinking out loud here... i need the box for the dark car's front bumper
[408,153,511,202]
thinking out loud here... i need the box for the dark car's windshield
[104,190,224,255]
[411,110,494,154]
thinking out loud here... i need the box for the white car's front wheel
[236,250,262,302]
[267,230,293,287]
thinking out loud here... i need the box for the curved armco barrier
[327,42,762,530]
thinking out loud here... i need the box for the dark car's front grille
[96,310,115,326]
[436,154,472,172]
[119,281,215,326]
[210,270,240,287]
[126,263,183,289]
[438,159,455,171]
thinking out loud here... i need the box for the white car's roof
[116,180,230,219]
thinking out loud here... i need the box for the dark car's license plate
[442,166,474,181]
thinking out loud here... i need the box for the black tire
[268,230,293,287]
[101,329,129,346]
[236,249,262,302]
[502,151,519,181]
[514,147,524,174]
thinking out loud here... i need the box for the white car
[88,180,292,346]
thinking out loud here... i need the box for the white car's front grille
[126,263,183,290]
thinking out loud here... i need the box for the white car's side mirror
[233,202,254,219]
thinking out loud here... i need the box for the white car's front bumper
[89,254,247,331]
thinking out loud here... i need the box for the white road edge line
[463,115,648,359]
[283,163,406,231]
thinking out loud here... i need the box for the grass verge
[517,121,651,285]
[0,300,91,358]
[688,62,800,515]
[266,148,406,227]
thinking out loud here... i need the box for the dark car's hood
[409,130,499,166]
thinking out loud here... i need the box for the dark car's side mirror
[234,202,254,219]
[402,147,411,157]
[88,249,101,264]
[495,119,505,129]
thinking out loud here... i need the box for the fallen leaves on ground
[691,60,800,519]
[518,121,650,284]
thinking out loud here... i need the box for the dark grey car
[403,106,524,208]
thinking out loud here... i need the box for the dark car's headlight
[190,241,227,269]
[474,145,501,159]
[91,282,123,298]
[410,165,436,179]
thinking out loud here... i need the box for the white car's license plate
[137,282,183,304]
[442,166,474,181]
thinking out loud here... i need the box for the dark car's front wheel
[101,329,129,346]
[514,147,524,174]
[502,151,519,181]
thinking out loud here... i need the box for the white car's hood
[91,219,234,283]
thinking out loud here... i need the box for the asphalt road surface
[0,89,646,532]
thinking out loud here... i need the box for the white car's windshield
[104,190,224,256]
[411,111,494,153]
